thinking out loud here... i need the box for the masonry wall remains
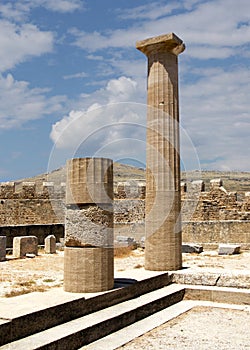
[0,182,65,225]
[0,178,249,248]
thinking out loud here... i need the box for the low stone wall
[1,220,249,250]
[114,220,250,250]
[0,224,64,248]
[182,220,250,249]
[0,182,65,225]
[114,200,145,223]
[114,222,145,243]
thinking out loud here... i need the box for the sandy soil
[0,248,250,298]
[0,249,250,349]
[117,306,250,350]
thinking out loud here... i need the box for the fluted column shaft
[64,157,114,293]
[136,33,185,270]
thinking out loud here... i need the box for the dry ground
[0,248,250,298]
[117,306,250,350]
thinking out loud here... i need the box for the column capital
[136,32,185,56]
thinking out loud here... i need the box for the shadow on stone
[114,278,138,288]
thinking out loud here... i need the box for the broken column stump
[64,157,114,293]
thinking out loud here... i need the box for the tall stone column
[64,157,114,293]
[136,33,185,271]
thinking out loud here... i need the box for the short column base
[64,247,114,293]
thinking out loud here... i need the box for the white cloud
[64,0,250,172]
[181,66,250,171]
[0,20,53,72]
[86,54,105,61]
[0,3,29,22]
[50,64,250,171]
[117,1,182,20]
[0,0,84,21]
[0,74,67,129]
[63,71,88,80]
[50,77,146,153]
[70,0,250,60]
[40,0,84,13]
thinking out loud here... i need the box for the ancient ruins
[0,176,249,250]
[64,158,114,293]
[0,32,249,350]
[136,33,185,270]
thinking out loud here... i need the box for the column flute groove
[136,33,185,271]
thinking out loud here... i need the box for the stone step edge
[0,284,185,350]
[184,284,250,305]
[0,272,171,346]
[80,298,250,350]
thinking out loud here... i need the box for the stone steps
[0,272,171,347]
[79,299,196,350]
[1,272,249,350]
[0,283,185,350]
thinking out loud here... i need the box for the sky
[0,0,249,181]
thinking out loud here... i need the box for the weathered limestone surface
[0,181,65,225]
[182,244,203,254]
[114,199,145,223]
[65,158,114,248]
[116,181,146,199]
[0,224,64,249]
[65,205,113,247]
[0,236,6,261]
[66,158,113,205]
[64,157,114,293]
[182,220,250,249]
[218,244,240,255]
[44,235,56,254]
[172,271,250,289]
[13,236,38,258]
[114,236,137,248]
[64,247,114,293]
[136,33,185,271]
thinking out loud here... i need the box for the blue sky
[0,0,249,181]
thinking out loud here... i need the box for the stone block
[21,182,36,198]
[140,236,145,248]
[114,236,137,248]
[42,182,54,196]
[172,271,221,286]
[191,180,205,192]
[65,205,113,248]
[218,244,240,255]
[66,158,113,205]
[13,236,38,258]
[44,235,56,254]
[138,182,146,199]
[0,182,15,198]
[210,178,223,188]
[64,247,114,293]
[56,238,65,251]
[182,243,203,254]
[0,236,6,261]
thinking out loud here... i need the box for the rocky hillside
[15,164,250,194]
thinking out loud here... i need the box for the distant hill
[181,170,250,194]
[14,163,250,194]
[14,163,146,191]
